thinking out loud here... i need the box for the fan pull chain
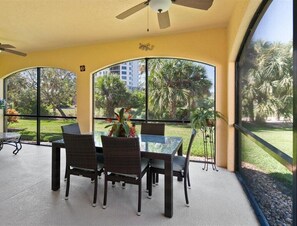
[147,6,150,32]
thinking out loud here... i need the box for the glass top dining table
[51,132,183,218]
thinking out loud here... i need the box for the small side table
[0,132,22,155]
[201,126,218,171]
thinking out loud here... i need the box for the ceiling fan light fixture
[150,0,172,13]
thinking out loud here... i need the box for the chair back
[63,133,97,170]
[101,136,141,176]
[61,123,81,134]
[185,129,197,171]
[140,123,165,136]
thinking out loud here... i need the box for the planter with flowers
[105,107,136,137]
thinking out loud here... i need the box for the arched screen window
[93,58,215,156]
[236,0,293,225]
[4,67,77,145]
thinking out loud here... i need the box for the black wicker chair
[63,133,104,207]
[140,122,165,185]
[101,136,151,216]
[149,129,197,207]
[61,123,81,134]
[61,123,81,180]
[61,123,104,179]
[140,122,165,136]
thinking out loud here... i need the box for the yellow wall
[0,6,261,169]
[226,0,261,171]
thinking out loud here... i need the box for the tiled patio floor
[0,144,259,226]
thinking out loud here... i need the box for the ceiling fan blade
[0,44,15,49]
[1,48,27,57]
[173,0,214,10]
[116,1,149,19]
[158,11,170,29]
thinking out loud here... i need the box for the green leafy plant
[190,99,226,129]
[105,107,136,137]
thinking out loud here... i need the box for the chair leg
[146,172,149,192]
[148,170,152,199]
[146,169,152,199]
[64,168,67,181]
[187,172,191,189]
[65,173,70,200]
[137,182,142,216]
[183,175,189,207]
[156,173,159,184]
[103,175,108,209]
[92,175,98,207]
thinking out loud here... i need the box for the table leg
[177,143,183,156]
[52,144,61,191]
[164,156,173,218]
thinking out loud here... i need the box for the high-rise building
[95,60,141,90]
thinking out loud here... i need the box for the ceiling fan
[116,0,214,29]
[0,43,27,57]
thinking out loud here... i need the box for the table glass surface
[93,132,182,155]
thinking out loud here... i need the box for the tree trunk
[57,106,67,117]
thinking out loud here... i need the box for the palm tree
[94,74,130,118]
[148,59,212,119]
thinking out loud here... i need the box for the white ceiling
[0,0,239,54]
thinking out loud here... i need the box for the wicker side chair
[140,122,165,136]
[63,133,104,207]
[101,136,151,216]
[140,122,165,185]
[61,123,81,134]
[61,123,81,180]
[149,129,197,207]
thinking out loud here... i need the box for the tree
[148,59,212,119]
[240,40,293,122]
[5,68,76,117]
[40,68,76,117]
[94,74,131,118]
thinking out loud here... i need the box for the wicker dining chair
[61,123,81,180]
[149,129,197,207]
[61,123,81,134]
[140,122,165,185]
[140,122,165,136]
[101,136,151,216]
[63,133,104,207]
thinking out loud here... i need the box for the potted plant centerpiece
[105,107,136,137]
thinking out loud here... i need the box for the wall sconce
[80,65,86,72]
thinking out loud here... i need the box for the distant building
[95,61,141,90]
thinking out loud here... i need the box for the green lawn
[241,122,293,187]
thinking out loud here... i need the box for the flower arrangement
[6,108,19,125]
[105,107,136,137]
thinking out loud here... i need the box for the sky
[253,0,292,43]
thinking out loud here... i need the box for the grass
[241,122,293,188]
[243,122,292,157]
